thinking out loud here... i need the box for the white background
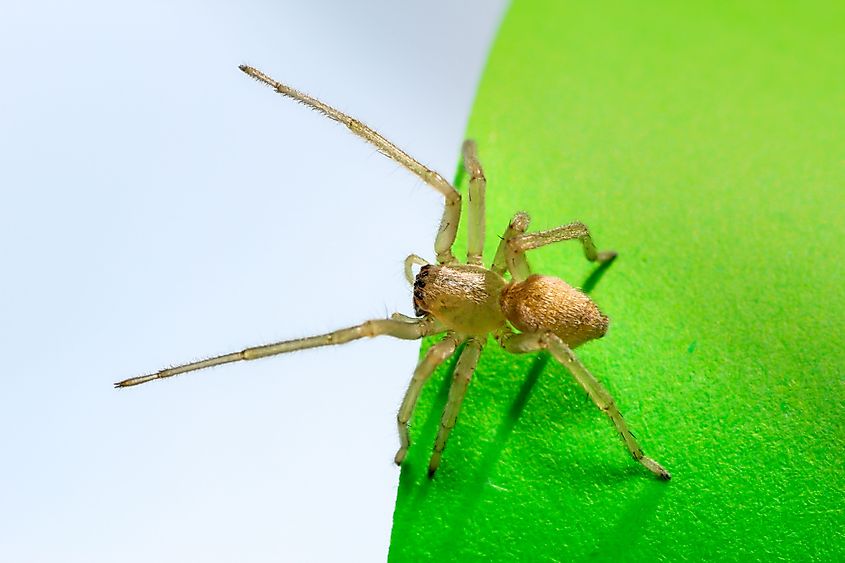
[0,1,507,561]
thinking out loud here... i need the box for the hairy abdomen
[500,275,609,347]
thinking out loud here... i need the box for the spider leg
[115,316,444,388]
[428,337,484,476]
[239,65,461,264]
[462,140,486,266]
[491,212,531,280]
[395,333,464,465]
[510,221,616,269]
[500,332,671,480]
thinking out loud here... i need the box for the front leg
[239,65,462,264]
[115,316,444,388]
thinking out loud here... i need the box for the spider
[115,64,671,481]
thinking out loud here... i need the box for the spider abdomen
[414,264,508,335]
[500,275,609,348]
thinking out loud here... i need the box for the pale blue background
[0,1,506,561]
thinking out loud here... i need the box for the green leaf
[390,1,845,560]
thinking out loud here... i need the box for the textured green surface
[389,1,844,561]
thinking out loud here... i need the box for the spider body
[115,65,670,481]
[415,266,608,349]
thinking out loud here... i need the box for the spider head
[412,264,432,317]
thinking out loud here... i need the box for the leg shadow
[581,255,617,294]
[437,353,550,549]
[586,480,669,559]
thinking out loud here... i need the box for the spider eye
[412,265,432,316]
[413,284,428,316]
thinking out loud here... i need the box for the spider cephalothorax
[115,64,671,481]
[413,264,507,335]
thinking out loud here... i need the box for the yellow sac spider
[115,65,670,481]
